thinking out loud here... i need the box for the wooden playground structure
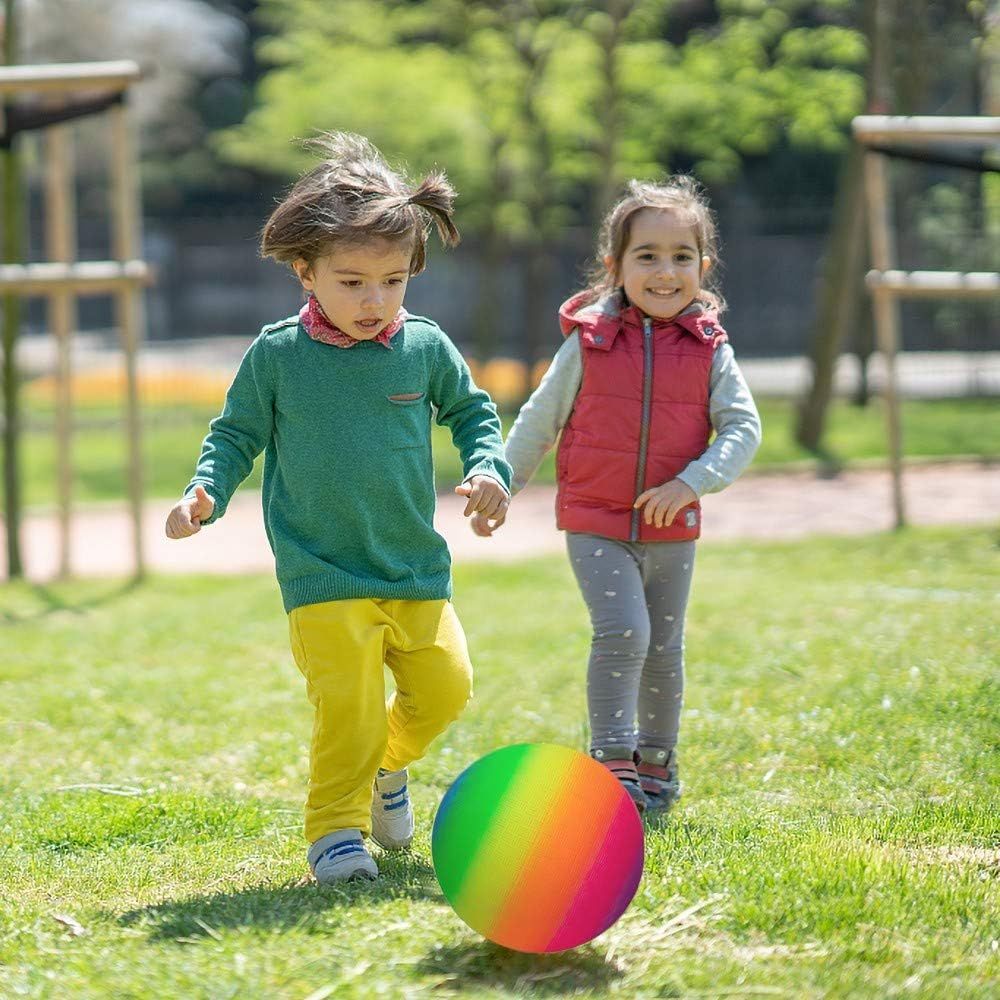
[0,60,149,579]
[852,114,1000,529]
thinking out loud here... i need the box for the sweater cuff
[462,459,513,494]
[184,484,224,525]
[462,471,511,497]
[675,467,711,499]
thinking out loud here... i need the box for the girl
[166,133,511,882]
[474,177,761,813]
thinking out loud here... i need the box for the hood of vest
[558,288,728,351]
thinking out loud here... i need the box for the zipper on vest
[630,316,654,541]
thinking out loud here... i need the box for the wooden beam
[853,115,1000,145]
[0,61,140,96]
[865,270,1000,299]
[0,260,150,296]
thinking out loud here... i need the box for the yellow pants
[288,597,473,843]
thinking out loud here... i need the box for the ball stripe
[451,745,556,932]
[433,743,532,906]
[490,747,618,950]
[546,792,645,951]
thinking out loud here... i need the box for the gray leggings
[567,532,696,754]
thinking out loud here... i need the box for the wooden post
[109,99,145,579]
[1,0,24,580]
[860,0,904,530]
[863,150,906,529]
[44,124,76,578]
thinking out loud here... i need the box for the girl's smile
[606,208,711,321]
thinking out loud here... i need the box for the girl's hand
[454,476,509,519]
[470,508,507,537]
[633,478,697,528]
[165,485,215,539]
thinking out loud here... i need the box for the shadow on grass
[116,852,441,942]
[0,579,141,624]
[415,940,623,995]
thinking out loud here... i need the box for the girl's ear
[700,255,712,277]
[602,253,617,279]
[292,258,315,291]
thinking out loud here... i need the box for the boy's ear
[292,258,314,291]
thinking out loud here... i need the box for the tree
[795,0,879,455]
[19,0,250,209]
[220,0,867,364]
[20,0,245,152]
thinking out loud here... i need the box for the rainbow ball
[431,743,644,953]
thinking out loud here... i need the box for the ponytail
[409,172,460,248]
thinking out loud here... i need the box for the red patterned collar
[299,295,406,349]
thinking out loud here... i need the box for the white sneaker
[308,829,378,883]
[371,767,414,850]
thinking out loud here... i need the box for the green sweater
[185,314,512,613]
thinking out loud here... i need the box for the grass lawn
[10,396,1000,509]
[2,528,997,998]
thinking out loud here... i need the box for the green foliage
[778,25,868,66]
[218,0,868,236]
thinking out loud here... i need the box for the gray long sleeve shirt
[505,331,762,496]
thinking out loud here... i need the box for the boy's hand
[633,478,697,528]
[470,508,507,537]
[455,476,509,519]
[165,485,215,539]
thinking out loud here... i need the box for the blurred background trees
[217,0,867,360]
[4,0,994,386]
[17,0,253,206]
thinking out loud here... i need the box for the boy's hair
[261,132,460,274]
[584,176,725,313]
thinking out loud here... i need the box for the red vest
[555,291,726,542]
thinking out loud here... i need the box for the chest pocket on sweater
[385,392,430,450]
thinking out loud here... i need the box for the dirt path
[8,462,998,581]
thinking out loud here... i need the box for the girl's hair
[584,175,725,313]
[260,132,460,274]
